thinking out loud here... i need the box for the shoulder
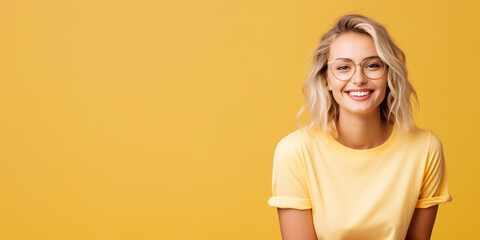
[403,125,444,153]
[426,129,444,156]
[428,130,443,152]
[275,128,315,150]
[273,129,312,160]
[275,129,303,154]
[278,129,303,143]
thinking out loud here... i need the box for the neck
[335,109,393,150]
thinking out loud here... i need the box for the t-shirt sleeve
[416,131,453,208]
[267,137,312,210]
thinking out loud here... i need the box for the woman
[267,14,452,240]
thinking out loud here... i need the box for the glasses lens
[330,60,355,81]
[363,58,386,79]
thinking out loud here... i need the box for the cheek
[326,75,339,91]
[376,79,388,100]
[325,79,346,101]
[325,70,339,91]
[329,85,344,103]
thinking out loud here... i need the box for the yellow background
[0,0,477,239]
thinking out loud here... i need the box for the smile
[348,91,372,96]
[345,90,374,101]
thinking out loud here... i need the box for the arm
[277,208,317,240]
[405,205,438,240]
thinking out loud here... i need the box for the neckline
[325,122,399,159]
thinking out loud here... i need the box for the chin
[344,105,379,115]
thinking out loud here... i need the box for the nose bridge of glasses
[350,62,366,80]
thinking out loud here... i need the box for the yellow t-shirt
[267,123,452,240]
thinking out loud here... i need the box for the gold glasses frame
[327,57,387,81]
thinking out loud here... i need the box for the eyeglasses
[327,57,387,81]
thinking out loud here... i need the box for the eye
[366,64,379,68]
[337,65,350,70]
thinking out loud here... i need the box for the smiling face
[326,31,388,117]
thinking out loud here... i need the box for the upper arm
[277,208,317,240]
[405,205,438,240]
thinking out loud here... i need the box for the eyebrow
[328,56,380,64]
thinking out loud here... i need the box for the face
[326,32,388,117]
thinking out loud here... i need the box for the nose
[350,64,367,85]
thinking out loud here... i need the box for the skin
[277,208,317,240]
[277,32,438,240]
[406,205,439,240]
[326,31,392,150]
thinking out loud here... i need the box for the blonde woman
[267,14,452,240]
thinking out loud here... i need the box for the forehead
[328,32,378,62]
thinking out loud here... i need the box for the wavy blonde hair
[296,14,418,138]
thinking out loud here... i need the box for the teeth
[348,91,371,97]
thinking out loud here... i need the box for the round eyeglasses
[327,57,387,81]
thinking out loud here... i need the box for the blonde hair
[296,14,418,138]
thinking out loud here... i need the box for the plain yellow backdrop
[0,0,478,239]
